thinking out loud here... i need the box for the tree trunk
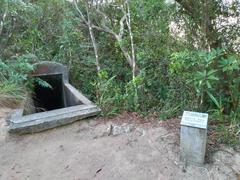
[87,7,100,72]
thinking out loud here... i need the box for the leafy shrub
[0,55,34,107]
[0,54,51,107]
[93,70,124,115]
[170,49,240,123]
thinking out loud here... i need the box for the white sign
[180,111,208,129]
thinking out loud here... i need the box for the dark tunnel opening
[32,74,65,113]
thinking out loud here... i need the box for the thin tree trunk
[86,7,100,72]
[74,0,101,72]
[0,4,7,36]
[74,0,139,74]
[115,35,133,67]
[125,1,136,78]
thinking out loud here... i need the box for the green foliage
[124,72,145,112]
[93,70,145,115]
[170,49,240,141]
[0,55,52,107]
[0,56,34,106]
[0,55,34,84]
[93,70,123,116]
[170,49,222,108]
[213,123,240,147]
[0,81,25,107]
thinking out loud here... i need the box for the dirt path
[0,109,239,180]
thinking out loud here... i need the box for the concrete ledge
[64,83,93,106]
[9,105,101,134]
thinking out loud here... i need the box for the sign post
[180,111,208,165]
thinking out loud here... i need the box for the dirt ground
[0,108,240,180]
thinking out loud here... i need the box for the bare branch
[115,35,134,66]
[119,14,127,39]
[73,0,88,25]
[74,0,139,73]
[95,9,116,35]
[86,5,100,71]
[74,0,101,72]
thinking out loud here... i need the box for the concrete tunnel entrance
[9,61,101,134]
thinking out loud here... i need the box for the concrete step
[9,104,101,134]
